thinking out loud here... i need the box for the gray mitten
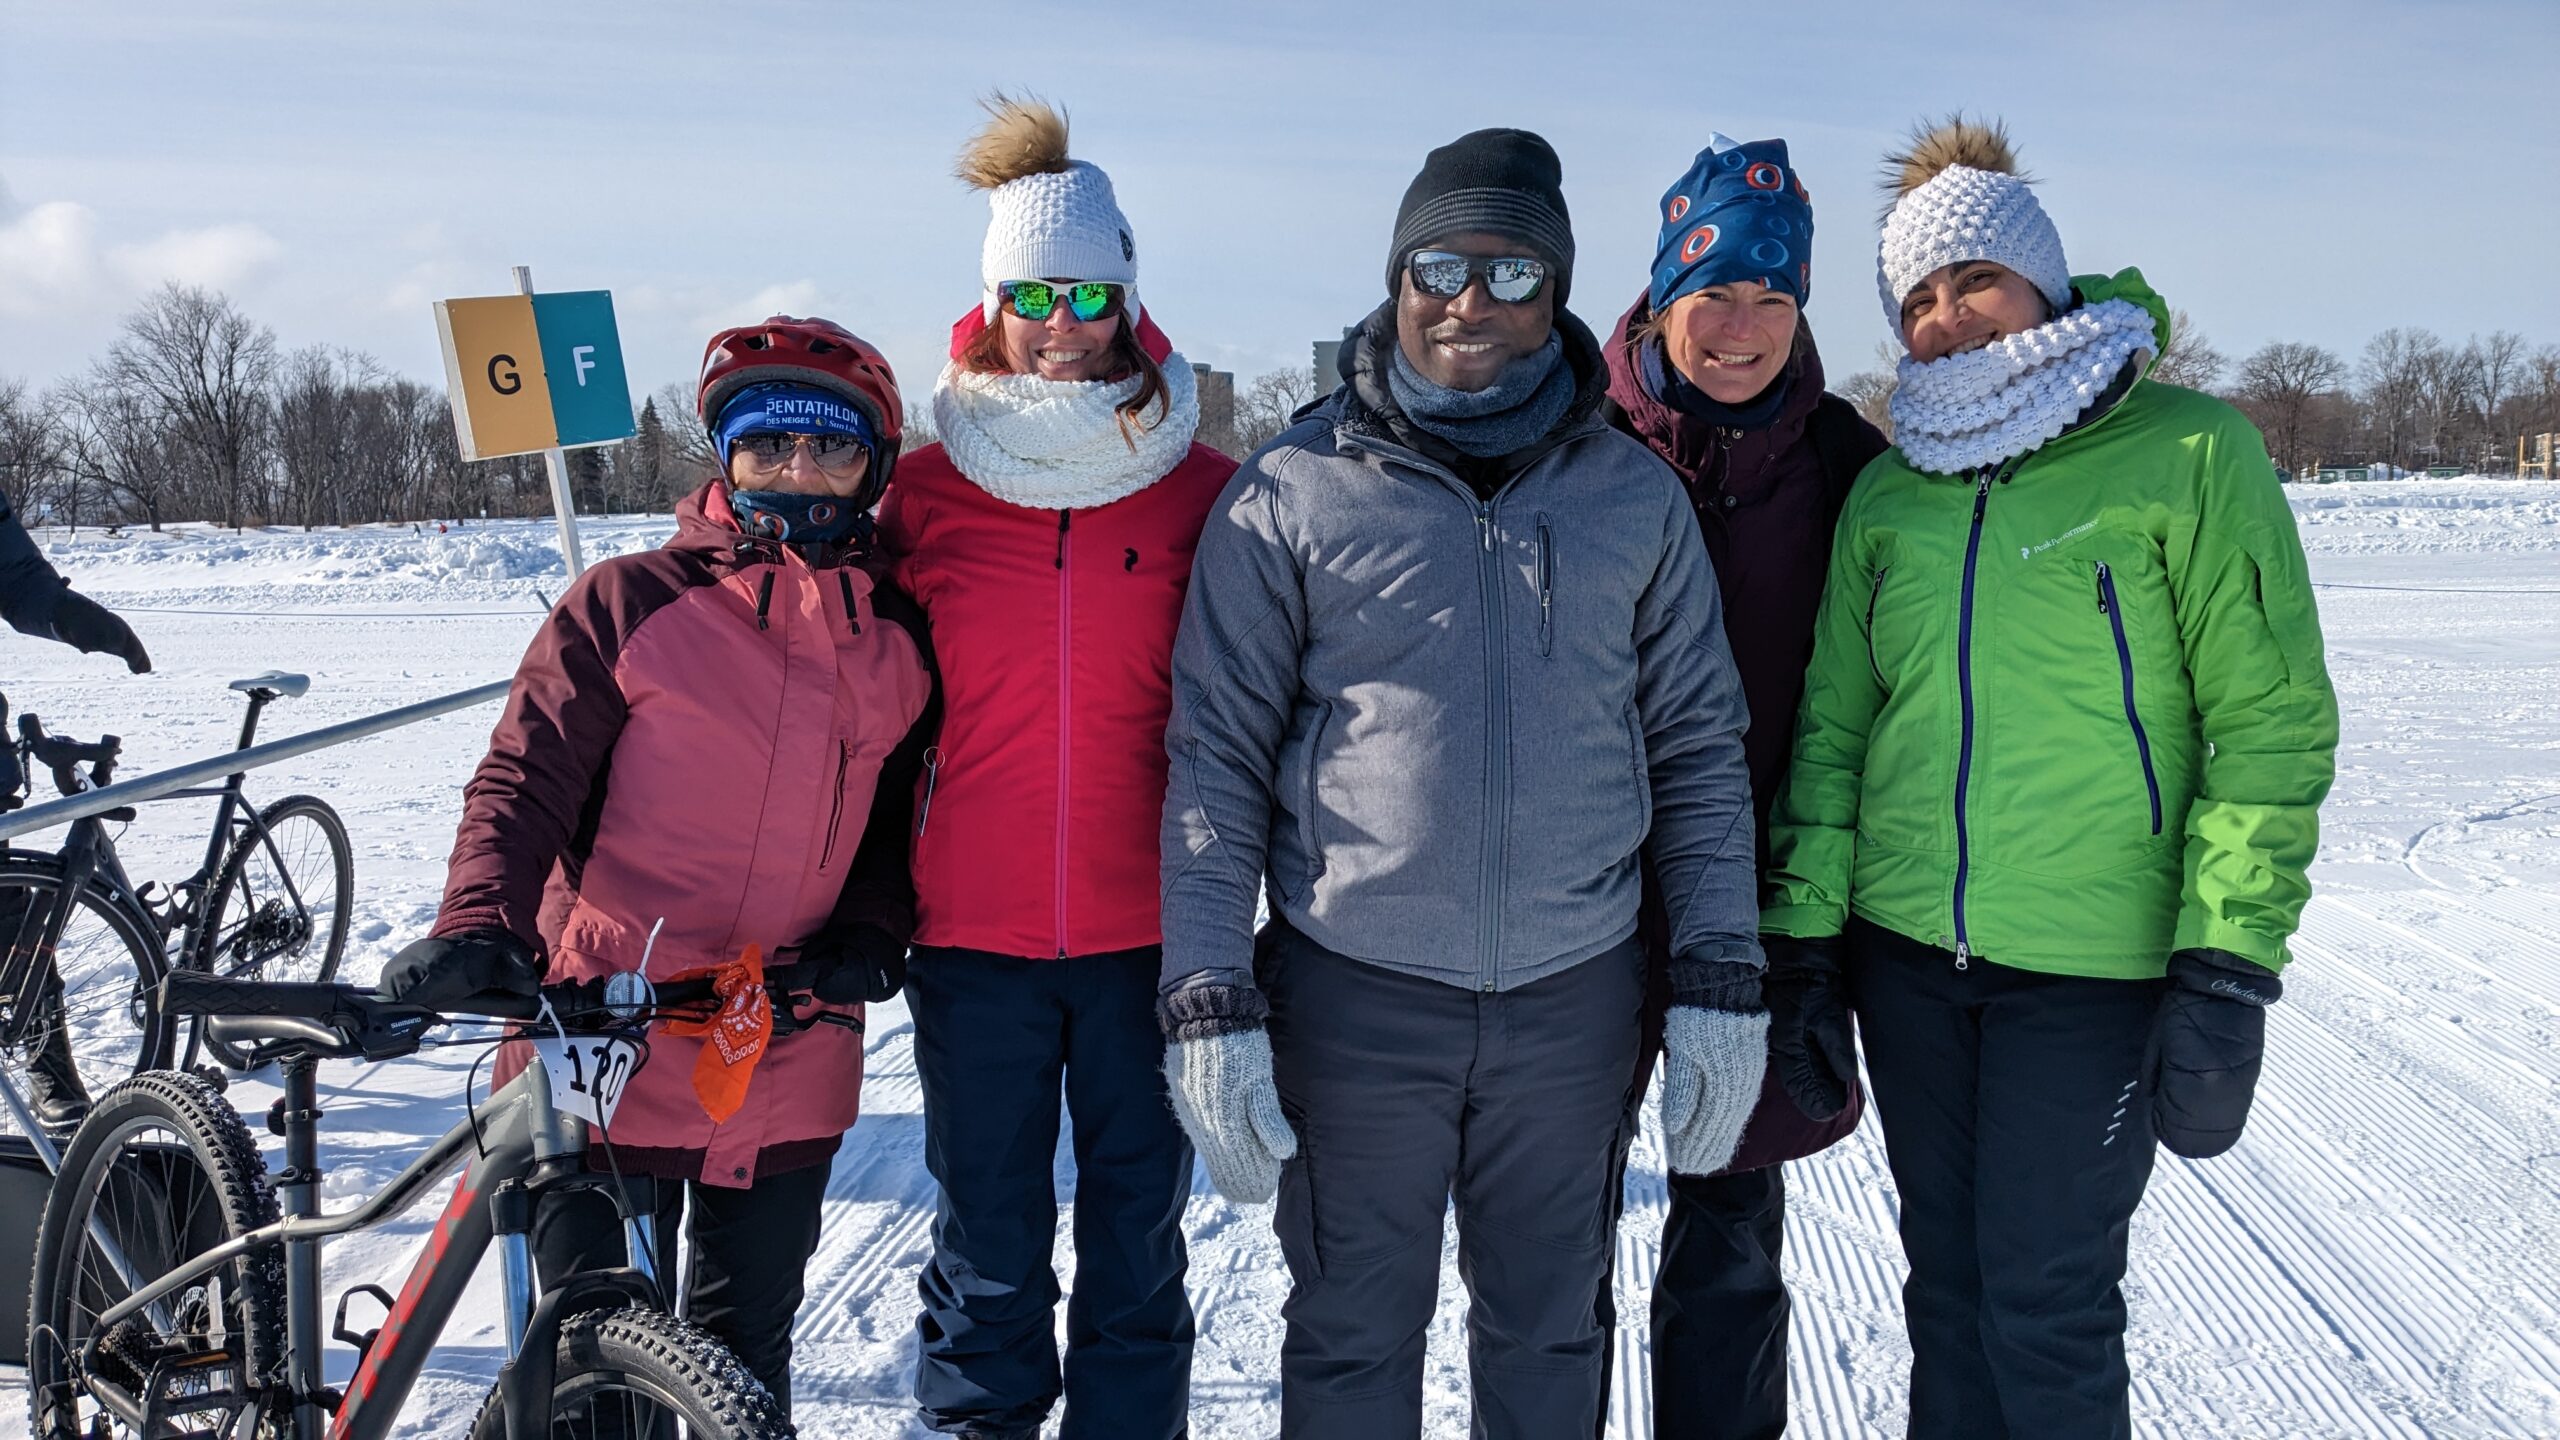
[1660,958,1770,1176]
[1164,1028,1299,1203]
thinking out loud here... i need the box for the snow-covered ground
[5,479,2557,1437]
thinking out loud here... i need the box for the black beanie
[1386,128,1575,305]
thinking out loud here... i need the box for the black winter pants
[1650,1166,1790,1437]
[907,945,1195,1440]
[532,1148,834,1415]
[1846,918,2166,1440]
[1262,925,1644,1440]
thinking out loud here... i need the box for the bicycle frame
[77,1053,663,1440]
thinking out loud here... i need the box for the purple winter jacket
[1604,293,1888,1174]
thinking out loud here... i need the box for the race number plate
[530,1033,644,1127]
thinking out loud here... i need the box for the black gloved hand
[2150,947,2282,1159]
[48,590,151,673]
[375,928,542,1010]
[806,924,908,1005]
[1765,934,1856,1122]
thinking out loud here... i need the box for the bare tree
[2233,341,2347,479]
[102,284,278,529]
[2150,309,2226,391]
[2358,328,2436,475]
[2473,331,2528,467]
[652,381,721,486]
[1234,366,1318,454]
[0,378,62,515]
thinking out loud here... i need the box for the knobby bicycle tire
[0,857,173,1124]
[26,1070,287,1440]
[191,795,353,1069]
[466,1308,798,1439]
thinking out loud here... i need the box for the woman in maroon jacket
[874,98,1235,1440]
[379,317,935,1415]
[1593,136,1888,1439]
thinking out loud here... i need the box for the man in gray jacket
[1156,128,1766,1438]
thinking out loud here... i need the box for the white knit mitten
[1165,1029,1299,1203]
[1661,1005,1771,1176]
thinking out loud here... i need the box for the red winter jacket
[434,481,935,1186]
[879,416,1233,959]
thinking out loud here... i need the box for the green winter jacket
[1762,269,2337,978]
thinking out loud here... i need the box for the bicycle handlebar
[156,958,835,1064]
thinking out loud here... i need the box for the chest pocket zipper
[1864,565,1891,689]
[1535,515,1556,657]
[820,739,854,868]
[916,746,943,838]
[2094,562,2164,836]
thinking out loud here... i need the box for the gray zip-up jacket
[1159,314,1760,1000]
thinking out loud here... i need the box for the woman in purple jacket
[1594,134,1888,1440]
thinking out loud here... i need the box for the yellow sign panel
[434,295,558,461]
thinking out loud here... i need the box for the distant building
[1312,326,1357,395]
[1191,362,1239,457]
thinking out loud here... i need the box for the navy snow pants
[907,945,1195,1440]
[1846,917,2167,1440]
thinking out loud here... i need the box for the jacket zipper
[837,569,861,635]
[2095,563,2164,835]
[819,739,852,869]
[752,571,775,630]
[1864,566,1891,689]
[1475,498,1510,993]
[916,745,942,838]
[1054,508,1073,959]
[1950,465,2005,971]
[1535,514,1555,657]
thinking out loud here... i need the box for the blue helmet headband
[1648,134,1814,316]
[714,380,880,546]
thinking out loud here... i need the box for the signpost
[433,268,635,577]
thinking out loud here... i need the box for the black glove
[376,929,542,1010]
[806,924,908,1005]
[1765,935,1856,1122]
[48,590,151,673]
[2150,947,2282,1159]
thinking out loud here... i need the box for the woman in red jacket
[380,317,935,1415]
[876,97,1234,1440]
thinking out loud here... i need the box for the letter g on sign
[489,353,522,395]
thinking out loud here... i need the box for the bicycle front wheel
[0,857,172,1135]
[466,1309,795,1440]
[26,1070,286,1439]
[192,796,351,1069]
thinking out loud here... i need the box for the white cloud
[0,179,280,320]
[108,222,281,291]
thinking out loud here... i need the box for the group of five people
[375,100,2339,1440]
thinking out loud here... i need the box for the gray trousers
[1261,923,1645,1440]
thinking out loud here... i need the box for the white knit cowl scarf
[1887,299,2158,474]
[932,350,1201,510]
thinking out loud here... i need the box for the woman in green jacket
[1761,119,2338,1439]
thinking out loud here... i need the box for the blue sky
[4,0,2553,406]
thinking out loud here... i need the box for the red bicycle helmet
[698,316,905,510]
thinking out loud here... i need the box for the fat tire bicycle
[0,674,353,1142]
[25,960,848,1439]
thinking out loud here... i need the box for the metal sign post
[514,265,588,577]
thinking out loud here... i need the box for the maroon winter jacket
[1604,293,1888,1174]
[436,481,935,1186]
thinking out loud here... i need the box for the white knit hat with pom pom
[958,95,1139,324]
[1875,116,2070,331]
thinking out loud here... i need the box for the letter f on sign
[573,345,597,387]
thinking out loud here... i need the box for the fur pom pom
[1882,114,2028,200]
[957,93,1071,190]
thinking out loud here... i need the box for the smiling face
[1898,260,2051,363]
[997,290,1125,382]
[1662,280,1800,404]
[1395,231,1556,393]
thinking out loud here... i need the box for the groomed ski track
[4,480,2555,1437]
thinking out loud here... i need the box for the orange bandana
[665,944,772,1123]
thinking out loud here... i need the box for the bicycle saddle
[228,671,310,698]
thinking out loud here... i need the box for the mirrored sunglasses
[1406,251,1549,304]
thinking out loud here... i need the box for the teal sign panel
[531,290,636,448]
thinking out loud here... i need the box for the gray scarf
[1386,331,1575,458]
